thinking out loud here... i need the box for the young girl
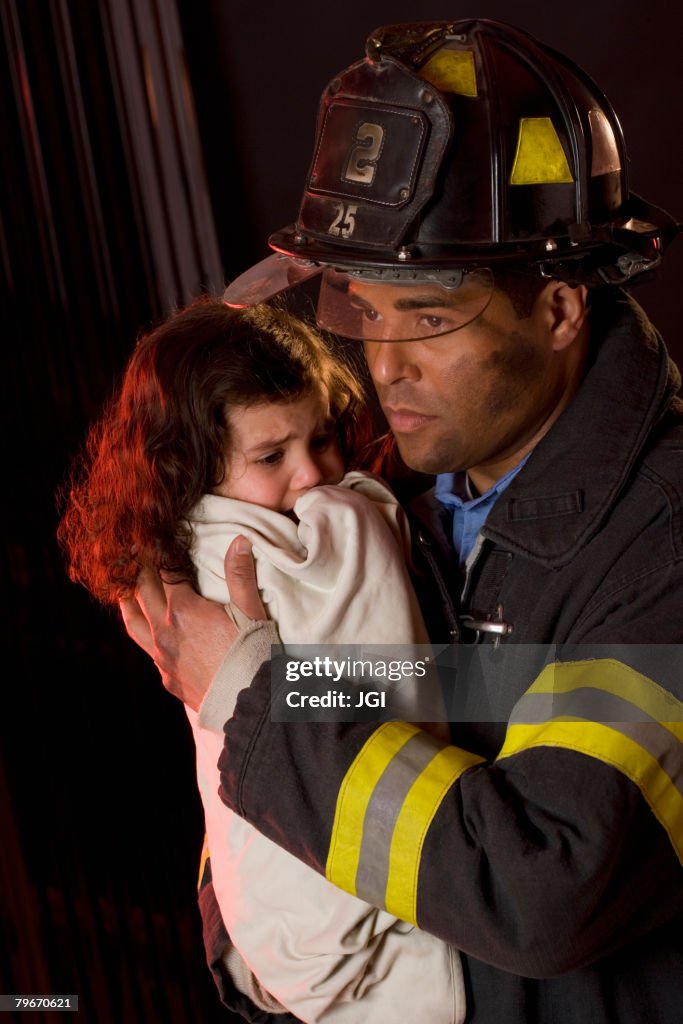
[58,297,460,1024]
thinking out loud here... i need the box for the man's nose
[363,340,419,385]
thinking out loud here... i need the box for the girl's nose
[291,455,324,491]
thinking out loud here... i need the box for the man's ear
[542,281,588,351]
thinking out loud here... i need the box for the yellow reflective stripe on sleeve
[510,117,574,184]
[420,50,477,97]
[385,744,485,923]
[500,659,683,863]
[326,721,421,894]
[327,721,484,916]
[499,720,682,862]
[524,659,682,729]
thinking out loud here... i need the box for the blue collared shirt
[434,455,530,564]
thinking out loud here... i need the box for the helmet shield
[316,267,495,341]
[224,256,495,341]
[222,253,322,308]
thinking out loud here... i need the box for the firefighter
[123,20,682,1024]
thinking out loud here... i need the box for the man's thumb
[225,535,267,620]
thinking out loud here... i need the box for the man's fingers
[118,564,239,708]
[132,564,170,623]
[119,595,154,656]
[225,535,267,621]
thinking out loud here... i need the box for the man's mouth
[383,407,438,433]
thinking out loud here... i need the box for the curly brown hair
[57,297,371,605]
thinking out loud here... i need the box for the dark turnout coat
[208,290,683,1024]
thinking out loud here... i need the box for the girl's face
[215,387,345,512]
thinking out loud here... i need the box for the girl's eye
[256,450,283,466]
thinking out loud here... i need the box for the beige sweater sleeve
[198,607,281,732]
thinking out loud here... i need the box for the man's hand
[120,535,266,710]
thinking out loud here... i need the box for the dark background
[2,2,682,1023]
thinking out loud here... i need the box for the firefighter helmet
[224,19,680,340]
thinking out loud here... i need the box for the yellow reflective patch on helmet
[510,117,574,185]
[420,50,477,97]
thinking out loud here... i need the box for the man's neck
[468,438,538,495]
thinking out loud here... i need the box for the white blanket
[186,471,463,1024]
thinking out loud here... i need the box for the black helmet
[225,19,680,339]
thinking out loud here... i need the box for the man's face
[358,280,571,477]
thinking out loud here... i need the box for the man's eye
[362,307,381,322]
[256,450,283,466]
[418,314,451,332]
[349,299,380,322]
[349,302,380,322]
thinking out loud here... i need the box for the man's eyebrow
[348,291,375,310]
[393,293,453,311]
[348,290,452,312]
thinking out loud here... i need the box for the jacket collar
[482,290,680,568]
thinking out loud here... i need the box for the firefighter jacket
[209,289,683,1024]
